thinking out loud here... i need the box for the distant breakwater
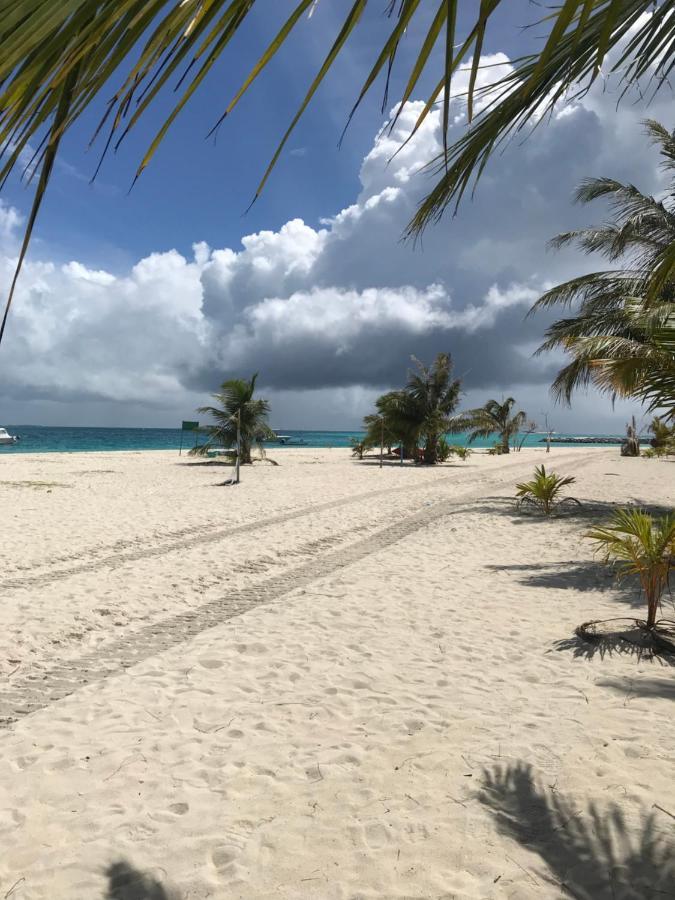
[541,436,623,445]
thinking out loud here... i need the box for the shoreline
[0,442,625,457]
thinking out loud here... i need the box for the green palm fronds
[515,465,579,516]
[191,372,274,463]
[1,2,674,347]
[349,437,371,460]
[532,120,675,419]
[587,508,675,628]
[454,397,527,453]
[363,352,462,464]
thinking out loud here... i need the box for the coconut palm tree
[363,394,413,456]
[404,353,462,464]
[456,397,527,454]
[193,373,274,464]
[363,354,462,464]
[1,3,672,348]
[531,120,675,421]
[363,390,421,460]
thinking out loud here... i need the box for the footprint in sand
[364,822,393,850]
[210,845,242,881]
[169,802,189,815]
[0,808,26,830]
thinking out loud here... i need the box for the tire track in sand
[2,452,590,592]
[0,490,489,726]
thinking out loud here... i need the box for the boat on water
[0,427,18,446]
[269,432,308,446]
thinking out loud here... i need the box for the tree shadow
[486,559,635,601]
[480,761,675,898]
[553,630,675,664]
[176,459,234,467]
[595,675,675,701]
[471,496,674,525]
[104,861,179,900]
[553,618,675,665]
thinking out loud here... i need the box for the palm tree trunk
[646,575,658,629]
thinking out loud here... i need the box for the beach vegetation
[3,4,671,349]
[586,508,675,635]
[455,397,527,454]
[349,438,370,460]
[436,437,452,462]
[516,421,539,452]
[531,121,675,421]
[648,416,675,456]
[191,373,275,464]
[363,400,408,455]
[405,353,462,465]
[515,465,580,516]
[448,444,472,462]
[487,443,506,456]
[621,416,641,457]
[362,354,462,465]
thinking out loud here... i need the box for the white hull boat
[0,428,18,446]
[270,432,308,446]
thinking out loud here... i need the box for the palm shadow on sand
[480,762,675,899]
[472,496,674,525]
[105,862,177,900]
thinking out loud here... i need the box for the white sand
[0,447,673,898]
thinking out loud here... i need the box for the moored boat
[269,432,308,446]
[0,427,18,446]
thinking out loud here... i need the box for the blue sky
[3,2,537,266]
[0,3,667,432]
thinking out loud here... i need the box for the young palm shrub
[436,437,452,462]
[448,445,472,461]
[515,465,580,516]
[585,509,675,641]
[350,438,370,460]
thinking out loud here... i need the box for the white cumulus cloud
[0,52,669,431]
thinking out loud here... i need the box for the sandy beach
[0,447,673,899]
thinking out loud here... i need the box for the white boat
[271,432,308,446]
[0,427,18,446]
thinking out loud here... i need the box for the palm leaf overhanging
[531,120,675,421]
[1,2,674,347]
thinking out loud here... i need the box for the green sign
[182,420,199,431]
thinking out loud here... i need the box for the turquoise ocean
[0,425,623,454]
